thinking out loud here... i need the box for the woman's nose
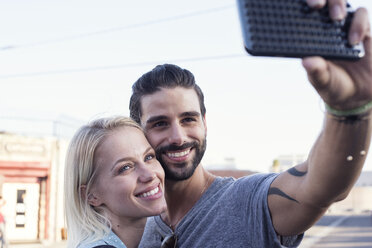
[138,164,156,183]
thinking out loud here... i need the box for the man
[129,0,372,247]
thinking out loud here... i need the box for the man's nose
[167,123,186,146]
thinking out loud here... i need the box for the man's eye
[145,154,155,162]
[153,121,167,128]
[182,117,196,123]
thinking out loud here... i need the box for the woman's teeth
[138,186,159,198]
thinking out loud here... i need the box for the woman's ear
[80,185,102,207]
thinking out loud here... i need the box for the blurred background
[0,0,371,246]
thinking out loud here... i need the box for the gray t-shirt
[139,173,303,248]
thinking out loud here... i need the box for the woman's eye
[118,164,132,174]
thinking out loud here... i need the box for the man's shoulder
[217,172,278,188]
[243,172,277,181]
[139,216,169,248]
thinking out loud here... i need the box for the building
[0,115,81,245]
[270,154,307,173]
[0,132,68,244]
[355,171,372,186]
[328,171,372,212]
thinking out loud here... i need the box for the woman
[64,116,167,248]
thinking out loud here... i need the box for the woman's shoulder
[77,239,107,248]
[80,245,117,248]
[77,231,127,248]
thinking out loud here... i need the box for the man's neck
[162,165,215,230]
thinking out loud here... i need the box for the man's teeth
[167,150,190,158]
[138,186,159,198]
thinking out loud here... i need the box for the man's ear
[80,185,102,207]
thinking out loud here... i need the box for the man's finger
[349,8,371,45]
[307,0,347,20]
[302,57,330,89]
[306,0,326,8]
[328,0,347,20]
[303,57,356,106]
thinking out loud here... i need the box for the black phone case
[236,0,364,60]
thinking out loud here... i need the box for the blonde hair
[64,116,142,248]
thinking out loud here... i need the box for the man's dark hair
[129,64,206,124]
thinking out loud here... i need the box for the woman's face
[90,126,166,221]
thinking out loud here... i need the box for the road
[301,212,372,248]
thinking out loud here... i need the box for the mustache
[156,141,198,154]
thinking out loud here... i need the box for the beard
[155,138,207,181]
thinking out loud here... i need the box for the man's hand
[303,0,372,111]
[269,0,372,237]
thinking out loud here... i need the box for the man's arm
[268,0,372,236]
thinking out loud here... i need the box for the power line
[0,115,83,128]
[0,4,235,51]
[0,53,246,79]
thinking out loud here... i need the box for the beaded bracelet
[325,100,372,117]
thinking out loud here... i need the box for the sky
[1,0,372,173]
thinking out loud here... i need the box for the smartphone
[236,0,364,60]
